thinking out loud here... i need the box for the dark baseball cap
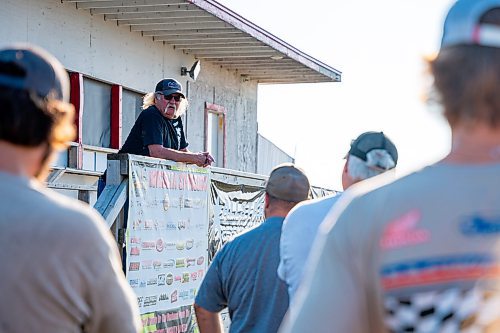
[265,163,311,202]
[155,78,185,98]
[0,43,69,102]
[347,131,398,165]
[441,0,500,49]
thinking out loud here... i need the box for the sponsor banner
[209,180,266,262]
[208,181,334,262]
[140,305,196,333]
[126,158,209,315]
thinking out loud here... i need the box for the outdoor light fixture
[181,60,201,81]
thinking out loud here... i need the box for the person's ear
[264,193,270,209]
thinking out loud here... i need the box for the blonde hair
[142,92,188,119]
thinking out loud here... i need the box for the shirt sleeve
[141,111,166,147]
[280,195,372,333]
[195,246,228,312]
[81,210,142,333]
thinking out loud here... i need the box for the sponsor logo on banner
[129,262,140,271]
[129,279,139,288]
[182,272,190,283]
[175,275,182,282]
[195,223,206,230]
[140,280,147,288]
[191,272,198,281]
[185,239,194,250]
[166,273,174,285]
[158,274,166,286]
[461,215,500,236]
[380,210,430,249]
[171,290,178,303]
[130,236,141,244]
[178,219,190,230]
[176,258,186,268]
[159,293,169,302]
[130,247,141,256]
[142,241,156,250]
[176,241,185,250]
[197,256,205,266]
[141,260,153,270]
[144,295,157,307]
[154,220,166,231]
[144,220,154,230]
[179,290,191,301]
[198,269,204,279]
[153,260,162,270]
[132,220,142,230]
[166,222,176,230]
[147,278,158,286]
[137,296,144,307]
[186,258,196,267]
[156,238,164,252]
[164,259,175,268]
[164,242,176,251]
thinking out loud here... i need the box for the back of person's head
[345,131,398,183]
[265,163,311,211]
[0,44,75,149]
[430,0,500,128]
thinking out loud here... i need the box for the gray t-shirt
[196,216,289,333]
[282,163,500,333]
[0,171,141,333]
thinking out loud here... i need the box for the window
[204,103,226,168]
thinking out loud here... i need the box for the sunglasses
[162,94,182,102]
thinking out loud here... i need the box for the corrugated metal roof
[62,0,342,84]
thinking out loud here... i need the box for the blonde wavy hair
[142,92,188,119]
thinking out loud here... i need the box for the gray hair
[347,149,396,181]
[142,92,188,118]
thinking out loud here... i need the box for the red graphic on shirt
[380,209,429,249]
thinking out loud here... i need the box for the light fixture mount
[181,60,201,81]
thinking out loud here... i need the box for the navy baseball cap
[347,132,398,166]
[155,78,185,98]
[441,0,500,49]
[0,44,69,102]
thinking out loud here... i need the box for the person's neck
[0,141,42,178]
[444,123,500,163]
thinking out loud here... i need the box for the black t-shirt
[119,105,188,156]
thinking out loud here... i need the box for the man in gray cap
[278,131,397,302]
[281,1,500,332]
[194,163,311,333]
[0,44,141,332]
[119,78,213,167]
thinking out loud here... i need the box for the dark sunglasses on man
[161,93,183,102]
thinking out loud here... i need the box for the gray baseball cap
[265,163,310,202]
[441,0,500,49]
[0,43,69,102]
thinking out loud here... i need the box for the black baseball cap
[265,163,311,202]
[0,44,69,102]
[347,132,398,165]
[155,78,185,98]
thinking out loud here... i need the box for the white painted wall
[1,0,259,172]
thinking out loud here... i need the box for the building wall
[256,134,294,176]
[1,0,258,173]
